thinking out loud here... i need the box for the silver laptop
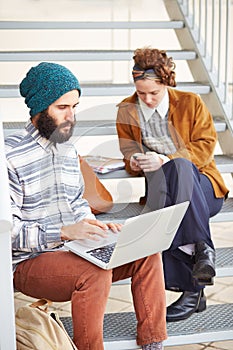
[64,201,189,270]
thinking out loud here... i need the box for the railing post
[0,120,16,350]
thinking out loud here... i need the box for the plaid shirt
[5,121,94,267]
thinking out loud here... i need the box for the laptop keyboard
[87,242,116,263]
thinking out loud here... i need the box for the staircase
[1,0,233,348]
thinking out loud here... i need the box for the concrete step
[61,303,233,349]
[0,49,196,62]
[0,82,211,98]
[0,20,184,30]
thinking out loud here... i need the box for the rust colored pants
[14,251,167,349]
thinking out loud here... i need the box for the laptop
[64,201,189,270]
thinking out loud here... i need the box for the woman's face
[135,79,166,109]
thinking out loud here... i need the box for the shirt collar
[25,120,56,152]
[138,89,169,122]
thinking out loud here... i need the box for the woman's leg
[200,173,224,217]
[146,158,213,248]
[145,158,224,321]
[14,251,112,350]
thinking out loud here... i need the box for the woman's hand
[138,152,163,172]
[131,152,163,172]
[61,218,122,241]
[130,153,144,171]
[130,152,163,173]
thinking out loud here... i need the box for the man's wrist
[60,226,67,240]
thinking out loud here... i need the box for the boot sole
[196,277,214,285]
[193,264,215,285]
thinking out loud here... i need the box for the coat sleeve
[168,94,217,170]
[116,104,144,175]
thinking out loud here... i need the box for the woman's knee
[167,158,197,173]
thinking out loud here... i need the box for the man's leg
[14,251,112,350]
[112,253,167,346]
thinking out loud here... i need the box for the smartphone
[133,153,143,160]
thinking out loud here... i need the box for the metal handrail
[178,0,233,121]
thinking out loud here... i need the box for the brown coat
[116,89,228,198]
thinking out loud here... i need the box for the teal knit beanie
[20,62,81,117]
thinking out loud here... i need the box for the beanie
[20,62,81,117]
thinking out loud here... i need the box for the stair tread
[82,82,211,95]
[0,82,211,98]
[0,20,184,30]
[0,49,196,61]
[3,122,233,174]
[114,245,233,283]
[112,247,233,279]
[214,154,233,173]
[61,303,233,348]
[3,119,227,136]
[96,197,233,225]
[96,153,233,178]
[215,247,233,277]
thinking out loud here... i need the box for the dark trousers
[145,158,224,292]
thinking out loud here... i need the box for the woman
[116,47,228,322]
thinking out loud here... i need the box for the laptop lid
[64,201,189,270]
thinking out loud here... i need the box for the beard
[36,110,76,144]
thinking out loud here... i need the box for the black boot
[193,241,215,285]
[166,290,206,322]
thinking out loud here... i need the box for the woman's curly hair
[133,47,176,87]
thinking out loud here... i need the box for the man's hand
[60,218,122,241]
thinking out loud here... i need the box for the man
[116,47,229,322]
[5,62,167,350]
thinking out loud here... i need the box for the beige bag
[15,299,77,350]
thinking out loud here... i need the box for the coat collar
[118,89,181,119]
